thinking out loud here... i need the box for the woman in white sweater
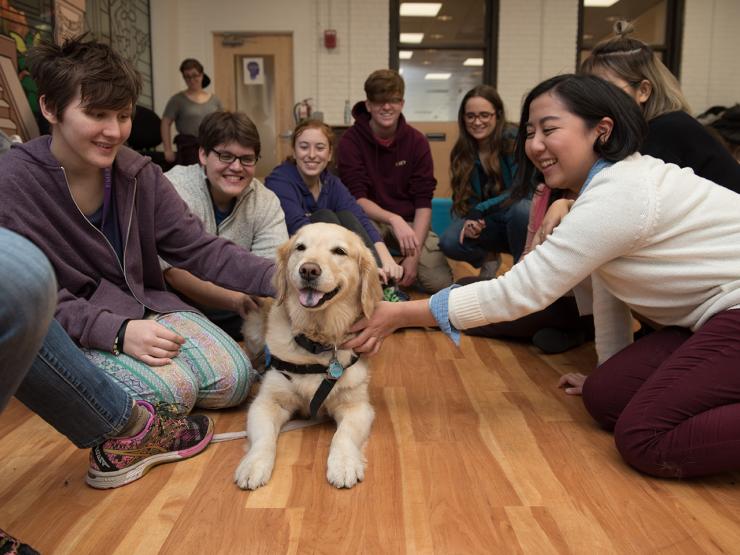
[346,74,740,479]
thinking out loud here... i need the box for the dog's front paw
[326,448,366,488]
[234,451,275,490]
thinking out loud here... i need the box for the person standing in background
[161,58,223,166]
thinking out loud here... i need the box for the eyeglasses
[182,72,202,81]
[370,97,404,107]
[464,111,496,123]
[211,148,259,167]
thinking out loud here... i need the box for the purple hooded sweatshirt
[0,137,275,352]
[336,101,437,222]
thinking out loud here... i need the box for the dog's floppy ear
[359,244,383,319]
[274,236,294,305]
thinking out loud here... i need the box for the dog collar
[293,334,334,354]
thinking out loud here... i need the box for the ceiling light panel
[400,33,424,44]
[400,3,442,17]
[425,73,451,80]
[463,58,484,66]
[583,0,619,6]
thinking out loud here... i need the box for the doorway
[213,33,294,179]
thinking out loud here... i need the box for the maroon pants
[582,308,740,478]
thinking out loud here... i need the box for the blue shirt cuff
[429,285,461,346]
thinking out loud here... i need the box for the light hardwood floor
[2,266,739,553]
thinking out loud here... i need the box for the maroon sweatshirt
[336,101,437,222]
[0,137,275,352]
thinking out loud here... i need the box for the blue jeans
[439,198,531,266]
[1,228,131,447]
[0,228,57,410]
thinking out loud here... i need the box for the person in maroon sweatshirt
[337,69,453,293]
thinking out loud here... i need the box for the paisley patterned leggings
[83,311,253,414]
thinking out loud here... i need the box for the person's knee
[26,254,57,324]
[613,418,681,478]
[417,263,453,293]
[581,370,618,431]
[335,210,360,227]
[310,209,340,225]
[1,231,57,332]
[197,353,254,409]
[438,227,459,257]
[509,198,531,227]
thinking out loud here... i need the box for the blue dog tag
[328,357,344,380]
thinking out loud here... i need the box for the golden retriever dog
[234,223,382,490]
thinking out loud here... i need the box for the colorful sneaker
[0,528,39,555]
[383,285,410,302]
[86,400,213,489]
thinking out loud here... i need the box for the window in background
[390,0,495,121]
[578,0,684,76]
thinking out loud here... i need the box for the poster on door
[243,57,265,85]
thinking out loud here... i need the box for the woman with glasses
[1,37,276,415]
[161,58,223,166]
[164,111,288,339]
[439,85,530,279]
[265,119,407,301]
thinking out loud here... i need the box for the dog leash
[211,415,331,443]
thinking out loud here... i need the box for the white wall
[497,0,579,121]
[681,0,740,114]
[151,0,738,126]
[151,0,388,126]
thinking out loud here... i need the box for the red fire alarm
[324,29,337,49]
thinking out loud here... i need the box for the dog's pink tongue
[299,288,324,307]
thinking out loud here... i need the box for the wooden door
[213,33,294,179]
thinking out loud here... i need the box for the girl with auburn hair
[439,85,529,278]
[265,119,407,301]
[347,74,740,480]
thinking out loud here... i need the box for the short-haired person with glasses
[164,110,288,339]
[439,85,530,278]
[0,36,277,419]
[337,69,453,294]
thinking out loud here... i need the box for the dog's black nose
[299,262,322,281]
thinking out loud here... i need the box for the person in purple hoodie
[265,118,408,302]
[337,69,453,294]
[0,37,275,447]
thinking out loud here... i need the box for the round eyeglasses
[211,148,259,167]
[464,111,496,123]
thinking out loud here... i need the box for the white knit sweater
[163,164,288,266]
[449,154,740,363]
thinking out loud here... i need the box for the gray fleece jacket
[164,163,287,263]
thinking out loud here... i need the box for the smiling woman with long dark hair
[439,85,530,278]
[346,73,740,480]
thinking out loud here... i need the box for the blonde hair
[580,21,690,121]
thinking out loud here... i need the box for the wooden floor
[2,265,740,553]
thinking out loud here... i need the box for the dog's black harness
[266,334,360,418]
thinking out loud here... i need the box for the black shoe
[0,528,40,555]
[532,327,587,354]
